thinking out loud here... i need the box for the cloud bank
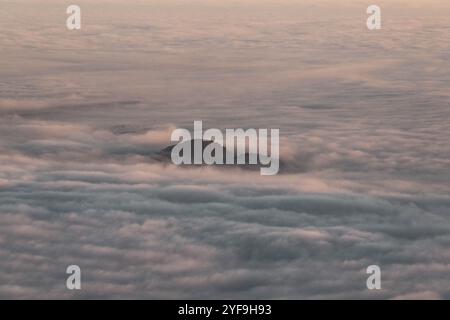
[0,0,449,299]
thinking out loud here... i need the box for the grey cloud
[1,0,450,300]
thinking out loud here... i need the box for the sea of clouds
[0,0,449,299]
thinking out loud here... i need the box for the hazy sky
[0,0,449,299]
